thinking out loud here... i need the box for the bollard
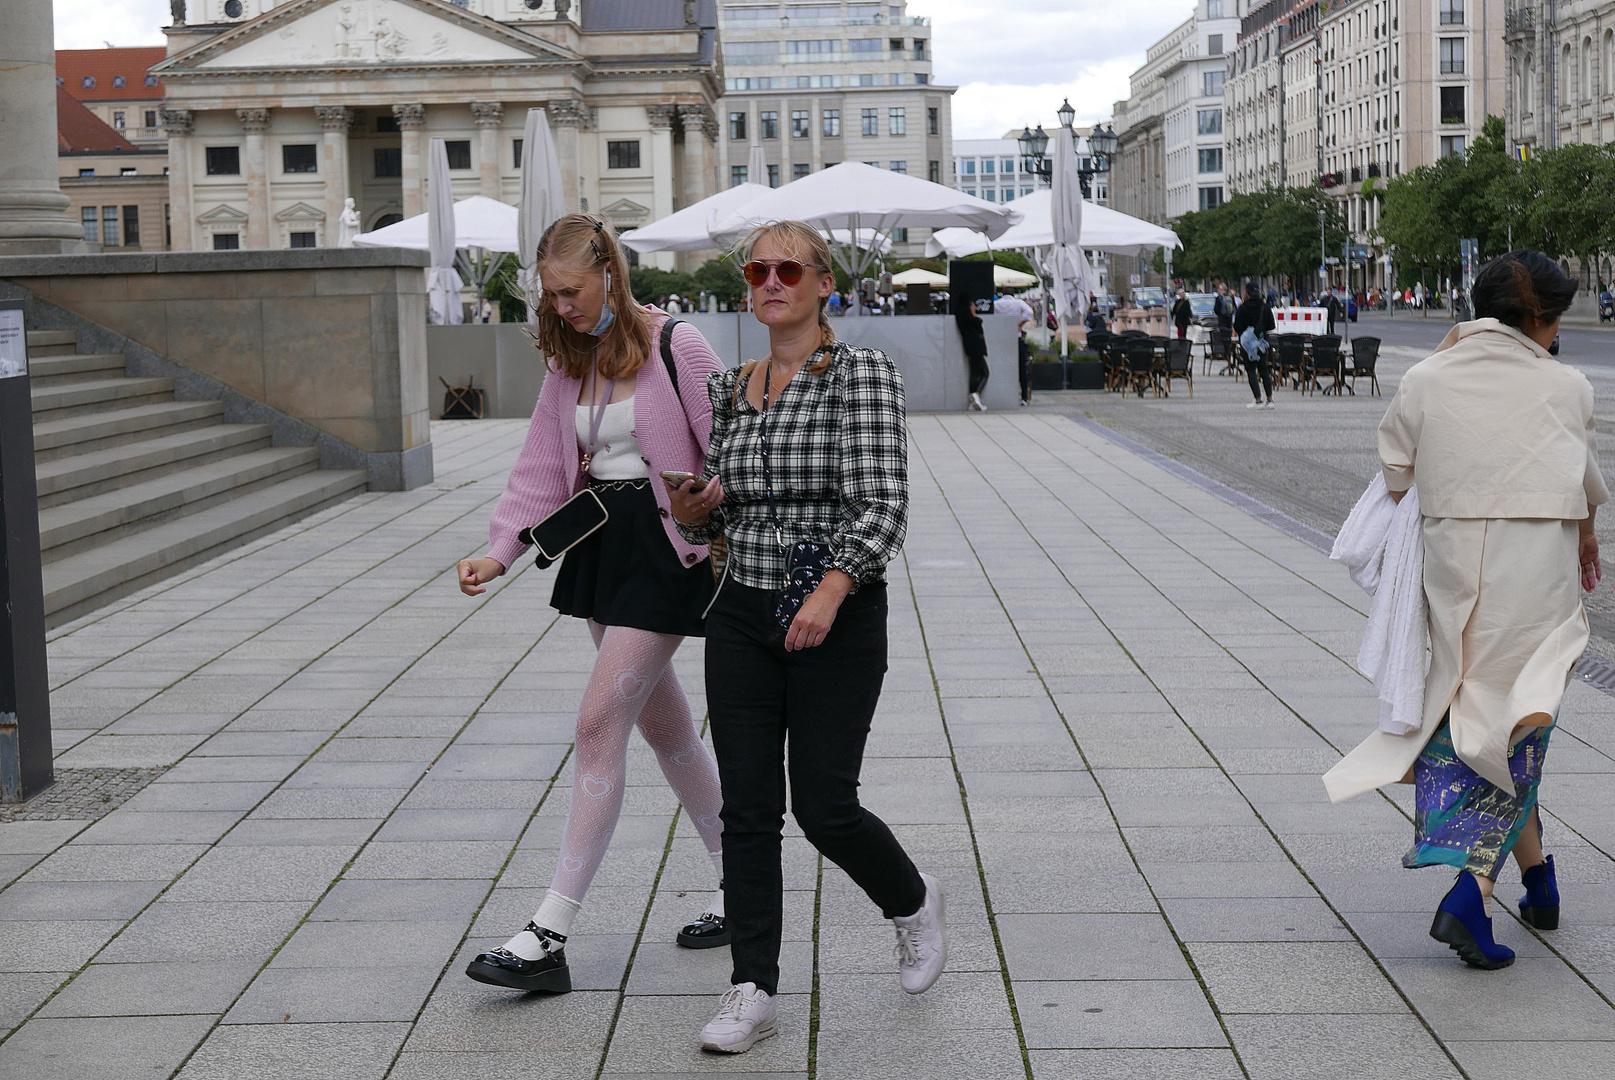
[0,298,54,802]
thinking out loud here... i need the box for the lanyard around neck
[581,366,616,475]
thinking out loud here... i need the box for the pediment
[155,0,573,73]
[198,204,250,222]
[602,198,651,226]
[275,201,327,221]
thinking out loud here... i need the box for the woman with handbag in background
[669,221,946,1054]
[455,213,729,994]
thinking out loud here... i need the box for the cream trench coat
[1323,319,1608,802]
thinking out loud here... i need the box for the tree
[959,250,1038,277]
[692,258,746,303]
[1169,187,1344,286]
[628,266,698,305]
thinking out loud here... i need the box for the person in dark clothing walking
[1234,281,1276,409]
[955,302,990,411]
[1171,288,1193,340]
[1213,283,1236,332]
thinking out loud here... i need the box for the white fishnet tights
[549,621,724,902]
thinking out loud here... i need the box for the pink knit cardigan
[485,308,724,573]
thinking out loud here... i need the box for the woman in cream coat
[1325,251,1606,970]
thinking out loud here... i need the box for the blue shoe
[1519,855,1559,931]
[1430,871,1515,970]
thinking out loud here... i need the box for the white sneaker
[893,871,947,994]
[1264,400,1276,409]
[1246,401,1263,409]
[700,982,778,1053]
[970,392,987,412]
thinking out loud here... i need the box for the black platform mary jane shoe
[677,910,732,949]
[465,923,571,993]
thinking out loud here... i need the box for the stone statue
[335,5,358,59]
[554,0,572,21]
[375,17,409,59]
[337,198,362,248]
[169,0,186,26]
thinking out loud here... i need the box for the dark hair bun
[1470,250,1578,328]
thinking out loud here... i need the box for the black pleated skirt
[550,479,711,638]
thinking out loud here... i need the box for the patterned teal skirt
[1403,719,1551,879]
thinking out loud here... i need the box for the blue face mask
[587,269,615,337]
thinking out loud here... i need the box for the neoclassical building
[153,0,721,264]
[1505,0,1615,152]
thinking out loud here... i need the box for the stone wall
[0,247,433,489]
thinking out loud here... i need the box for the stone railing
[0,248,434,490]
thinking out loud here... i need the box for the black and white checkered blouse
[677,340,909,591]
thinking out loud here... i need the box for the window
[982,158,995,174]
[80,207,97,244]
[120,166,136,176]
[1003,189,1015,201]
[928,160,940,182]
[890,160,907,173]
[1198,186,1224,210]
[1001,158,1015,173]
[290,231,317,248]
[963,159,976,174]
[1439,85,1465,123]
[1203,70,1225,95]
[822,109,841,137]
[862,108,878,136]
[607,140,641,168]
[513,138,524,168]
[1440,135,1466,156]
[731,165,748,187]
[915,39,927,60]
[213,233,239,251]
[1439,0,1463,24]
[1207,0,1223,16]
[112,75,126,88]
[892,227,909,242]
[377,114,399,133]
[927,107,938,135]
[1198,148,1223,172]
[917,73,929,84]
[964,188,976,197]
[145,109,157,128]
[889,108,906,135]
[1440,38,1464,74]
[78,168,94,177]
[1208,34,1223,56]
[1198,107,1223,134]
[788,39,843,57]
[849,38,882,52]
[767,164,780,187]
[205,146,241,175]
[224,0,243,15]
[984,189,996,201]
[761,111,779,139]
[730,112,746,140]
[791,110,810,138]
[123,205,140,247]
[282,143,318,173]
[374,147,401,177]
[113,111,126,129]
[729,40,782,62]
[81,76,95,88]
[793,163,812,180]
[890,38,904,52]
[445,140,472,170]
[145,74,157,87]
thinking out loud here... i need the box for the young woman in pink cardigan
[455,214,728,994]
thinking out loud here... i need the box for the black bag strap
[660,318,681,396]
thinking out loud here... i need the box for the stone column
[237,107,271,248]
[646,104,677,222]
[547,99,588,212]
[676,106,711,211]
[315,105,352,244]
[0,0,88,252]
[162,108,196,251]
[393,103,426,218]
[470,101,504,198]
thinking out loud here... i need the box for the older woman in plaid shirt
[669,221,946,1054]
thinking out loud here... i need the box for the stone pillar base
[0,238,92,256]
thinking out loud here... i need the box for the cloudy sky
[55,0,1188,139]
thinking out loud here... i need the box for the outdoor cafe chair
[1344,336,1382,396]
[1311,334,1344,394]
[1125,338,1159,398]
[1163,339,1194,397]
[1202,328,1231,376]
[1104,337,1130,391]
[1275,336,1307,388]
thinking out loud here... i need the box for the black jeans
[1244,353,1273,400]
[706,581,925,996]
[1016,336,1031,402]
[966,349,990,396]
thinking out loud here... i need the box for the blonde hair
[740,220,837,375]
[533,213,653,379]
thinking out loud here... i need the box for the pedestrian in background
[955,300,990,411]
[1171,287,1193,340]
[1235,281,1275,409]
[995,291,1036,406]
[1213,282,1236,333]
[456,214,729,995]
[669,220,946,1054]
[1326,251,1605,971]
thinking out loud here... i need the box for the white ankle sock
[707,851,726,917]
[502,890,581,960]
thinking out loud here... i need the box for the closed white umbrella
[518,108,565,319]
[749,143,768,187]
[1049,130,1095,343]
[426,138,464,325]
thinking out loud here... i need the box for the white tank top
[575,396,647,480]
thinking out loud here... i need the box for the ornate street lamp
[1017,104,1114,199]
[1056,98,1076,130]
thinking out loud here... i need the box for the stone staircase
[28,329,368,626]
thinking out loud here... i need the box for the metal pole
[0,298,54,802]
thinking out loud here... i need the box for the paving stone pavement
[4,412,1615,1079]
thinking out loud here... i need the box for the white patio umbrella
[425,138,464,325]
[890,266,950,287]
[517,108,565,319]
[925,189,1181,259]
[1049,128,1095,357]
[621,182,772,253]
[708,162,1022,282]
[352,195,519,252]
[994,264,1039,289]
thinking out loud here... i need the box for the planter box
[1027,362,1066,390]
[1068,361,1104,390]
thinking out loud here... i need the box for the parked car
[1187,292,1218,326]
[1130,286,1167,309]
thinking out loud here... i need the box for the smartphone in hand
[659,470,707,491]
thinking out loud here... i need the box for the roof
[57,88,139,154]
[56,48,167,101]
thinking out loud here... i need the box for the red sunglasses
[741,259,820,287]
